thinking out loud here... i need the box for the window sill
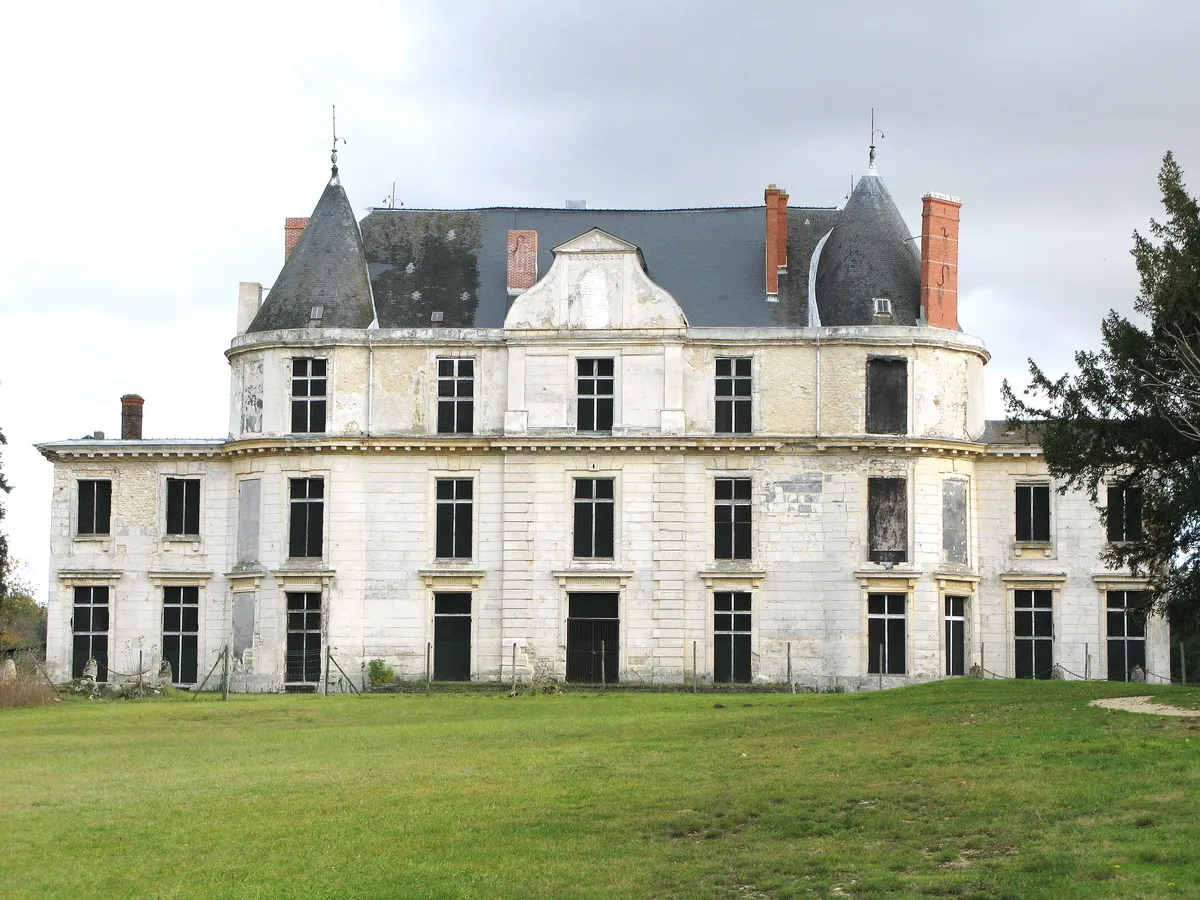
[74,534,111,542]
[1013,542,1054,559]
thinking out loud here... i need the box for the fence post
[787,641,794,695]
[981,643,986,678]
[692,641,698,694]
[1181,641,1188,686]
[138,650,143,692]
[426,642,432,693]
[222,646,230,701]
[878,643,884,691]
[1084,643,1089,681]
[600,641,606,692]
[511,643,517,693]
[324,646,331,696]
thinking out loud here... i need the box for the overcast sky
[2,0,1198,601]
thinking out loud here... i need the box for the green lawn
[1,681,1197,898]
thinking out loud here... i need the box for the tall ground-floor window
[867,593,906,675]
[1015,589,1054,679]
[566,593,619,684]
[714,592,751,683]
[945,595,968,677]
[285,592,322,683]
[162,586,199,684]
[434,593,471,681]
[1107,590,1146,682]
[72,586,109,681]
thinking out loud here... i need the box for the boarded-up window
[1015,483,1050,542]
[868,477,907,563]
[942,478,968,565]
[866,358,907,434]
[1106,484,1143,543]
[232,593,255,663]
[236,479,261,565]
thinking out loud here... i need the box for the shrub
[368,659,395,686]
[0,674,55,709]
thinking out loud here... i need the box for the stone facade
[38,176,1170,691]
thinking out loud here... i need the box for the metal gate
[566,593,619,684]
[434,592,471,681]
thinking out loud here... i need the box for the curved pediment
[505,228,688,330]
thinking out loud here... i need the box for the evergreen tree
[1004,152,1200,636]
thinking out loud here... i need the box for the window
[1106,590,1147,682]
[162,586,199,684]
[290,358,327,434]
[942,478,968,565]
[1107,484,1143,543]
[1014,589,1053,679]
[714,478,752,560]
[285,592,322,683]
[715,357,752,434]
[867,593,906,674]
[77,479,112,536]
[868,477,907,563]
[577,358,614,433]
[72,586,109,681]
[435,479,473,559]
[434,593,471,681]
[166,478,200,536]
[437,358,475,434]
[566,593,619,683]
[866,358,907,434]
[945,595,967,677]
[573,478,615,558]
[1015,483,1051,542]
[714,592,751,683]
[288,477,324,558]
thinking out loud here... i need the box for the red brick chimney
[920,193,962,329]
[507,230,538,294]
[120,394,144,440]
[764,185,789,298]
[285,218,309,260]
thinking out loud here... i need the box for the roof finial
[331,104,347,177]
[869,107,884,171]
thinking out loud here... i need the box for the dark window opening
[1015,589,1053,679]
[1106,590,1147,681]
[290,358,327,434]
[72,585,109,681]
[434,592,471,681]
[577,358,614,433]
[868,477,908,563]
[945,595,967,677]
[566,593,619,683]
[714,591,751,683]
[1015,483,1051,542]
[715,478,752,560]
[166,478,201,536]
[574,478,615,558]
[866,358,907,434]
[715,357,752,434]
[1107,484,1143,543]
[867,593,906,674]
[285,592,322,683]
[435,479,473,559]
[78,479,112,536]
[162,585,199,684]
[288,477,324,558]
[437,358,475,435]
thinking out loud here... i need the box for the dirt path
[1089,695,1199,717]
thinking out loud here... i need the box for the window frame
[867,593,906,675]
[434,478,474,560]
[1106,483,1143,544]
[436,357,475,435]
[71,585,110,681]
[287,477,325,559]
[714,477,752,561]
[715,356,752,435]
[290,357,328,435]
[165,477,201,537]
[77,478,112,537]
[1014,482,1052,544]
[713,591,752,683]
[1105,589,1147,682]
[576,358,615,434]
[161,585,200,685]
[1014,588,1054,679]
[284,591,323,683]
[865,357,908,435]
[867,476,908,564]
[573,477,615,559]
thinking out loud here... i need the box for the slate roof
[247,174,375,333]
[814,169,922,327]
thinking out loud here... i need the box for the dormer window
[873,297,893,317]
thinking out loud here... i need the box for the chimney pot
[120,394,144,440]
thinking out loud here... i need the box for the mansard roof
[813,169,921,327]
[247,175,375,333]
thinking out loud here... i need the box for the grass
[1,680,1197,898]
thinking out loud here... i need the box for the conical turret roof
[814,168,920,326]
[247,173,375,333]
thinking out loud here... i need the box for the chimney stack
[120,394,144,440]
[920,193,962,330]
[236,282,263,335]
[507,230,538,295]
[764,185,789,299]
[285,218,309,260]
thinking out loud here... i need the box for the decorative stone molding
[854,570,920,592]
[419,569,486,589]
[552,569,634,589]
[148,570,214,586]
[698,570,766,590]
